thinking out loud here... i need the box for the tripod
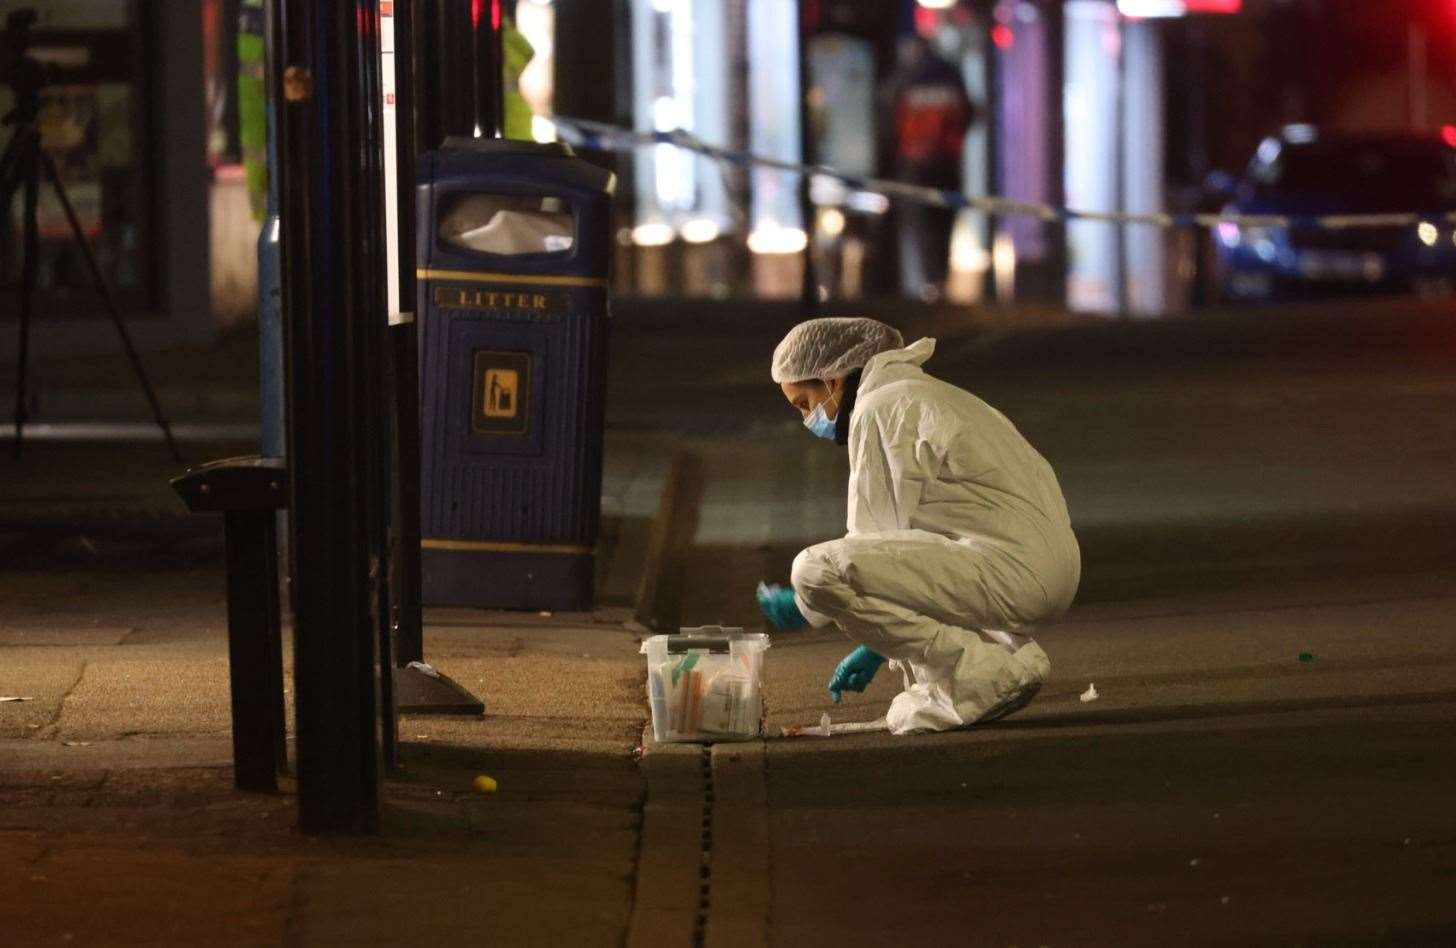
[0,74,181,462]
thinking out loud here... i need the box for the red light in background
[991,24,1014,50]
[1443,125,1456,148]
[471,0,481,28]
[913,6,939,36]
[491,0,501,31]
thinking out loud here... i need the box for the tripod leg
[13,146,39,460]
[36,149,183,463]
[0,139,25,454]
[0,133,22,203]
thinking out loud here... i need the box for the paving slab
[0,649,84,738]
[0,625,136,646]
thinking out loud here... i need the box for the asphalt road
[609,297,1456,603]
[624,297,1456,946]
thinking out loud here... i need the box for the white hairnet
[770,318,905,384]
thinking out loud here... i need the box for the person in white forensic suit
[755,317,1080,735]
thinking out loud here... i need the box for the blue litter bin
[416,138,615,609]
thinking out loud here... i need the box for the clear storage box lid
[640,625,770,655]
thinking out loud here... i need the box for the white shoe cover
[885,640,1050,735]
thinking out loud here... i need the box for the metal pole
[797,0,819,314]
[419,0,479,145]
[1045,0,1066,311]
[1409,21,1429,131]
[477,0,506,138]
[388,0,485,719]
[12,134,38,459]
[274,0,391,835]
[256,0,285,460]
[391,0,425,670]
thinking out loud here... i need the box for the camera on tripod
[1,5,181,460]
[1,8,86,119]
[1,10,45,91]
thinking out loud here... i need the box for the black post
[388,337,424,664]
[13,138,37,458]
[1044,0,1067,310]
[419,0,478,146]
[222,509,287,790]
[388,0,485,719]
[391,0,425,670]
[476,0,507,138]
[798,0,819,315]
[274,0,390,835]
[170,456,291,791]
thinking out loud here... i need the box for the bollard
[170,456,288,791]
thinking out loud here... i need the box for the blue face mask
[803,388,840,441]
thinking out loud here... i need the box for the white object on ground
[780,714,889,738]
[1080,683,1099,703]
[830,717,890,734]
[1,696,34,702]
[407,661,441,679]
[781,715,829,738]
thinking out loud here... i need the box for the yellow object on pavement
[472,775,498,794]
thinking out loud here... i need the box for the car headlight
[1240,225,1282,245]
[1239,225,1284,263]
[1216,223,1282,248]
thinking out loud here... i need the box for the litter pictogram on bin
[472,351,531,434]
[485,368,518,418]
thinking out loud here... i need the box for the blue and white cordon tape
[552,115,1456,233]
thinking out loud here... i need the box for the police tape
[552,115,1456,233]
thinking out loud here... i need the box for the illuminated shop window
[0,1,152,316]
[629,0,731,246]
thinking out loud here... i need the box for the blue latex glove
[828,646,886,704]
[755,582,807,631]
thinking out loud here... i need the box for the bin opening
[439,194,576,256]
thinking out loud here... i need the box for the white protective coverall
[790,337,1080,734]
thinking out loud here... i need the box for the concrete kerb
[630,724,772,948]
[705,739,771,948]
[625,434,774,945]
[629,724,709,948]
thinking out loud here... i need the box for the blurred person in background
[879,35,973,302]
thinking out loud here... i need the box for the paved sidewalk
[0,568,650,946]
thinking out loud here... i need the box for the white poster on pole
[380,1,410,324]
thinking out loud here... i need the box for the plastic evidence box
[641,625,770,743]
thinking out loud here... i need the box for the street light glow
[1117,0,1187,16]
[747,223,808,255]
[820,208,846,238]
[681,218,722,244]
[1117,0,1240,16]
[631,221,675,247]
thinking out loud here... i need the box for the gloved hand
[828,646,885,704]
[755,582,807,631]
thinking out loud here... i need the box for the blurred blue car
[1210,128,1456,301]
